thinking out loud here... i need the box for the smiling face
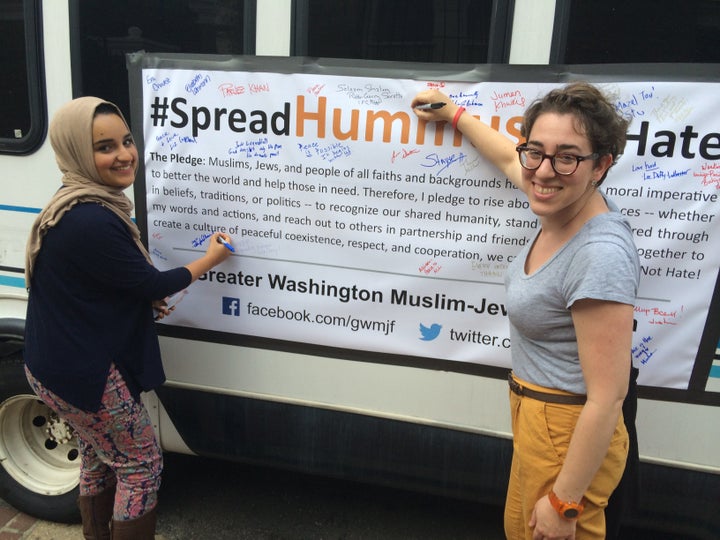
[521,112,611,225]
[92,112,138,189]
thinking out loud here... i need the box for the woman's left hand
[152,298,174,320]
[529,495,577,540]
[411,89,458,124]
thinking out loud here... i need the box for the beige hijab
[24,96,151,286]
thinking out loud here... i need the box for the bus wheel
[0,352,81,523]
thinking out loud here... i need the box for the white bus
[1,1,718,538]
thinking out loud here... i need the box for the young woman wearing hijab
[412,83,640,540]
[24,97,232,539]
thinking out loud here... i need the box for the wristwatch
[548,489,585,519]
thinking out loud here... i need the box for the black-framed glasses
[516,145,599,176]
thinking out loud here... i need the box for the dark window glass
[0,0,45,154]
[298,0,503,63]
[75,0,248,119]
[559,0,720,63]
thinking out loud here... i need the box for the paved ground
[0,453,698,539]
[0,498,80,539]
[0,499,163,540]
[0,452,505,540]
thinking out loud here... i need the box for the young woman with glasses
[412,82,639,540]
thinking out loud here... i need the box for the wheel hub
[46,413,75,445]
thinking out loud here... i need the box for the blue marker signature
[420,152,468,173]
[632,335,656,365]
[192,233,211,248]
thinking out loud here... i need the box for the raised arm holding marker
[415,102,446,110]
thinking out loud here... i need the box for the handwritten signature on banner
[307,83,325,96]
[145,75,171,91]
[652,94,693,123]
[335,83,403,106]
[462,152,482,175]
[419,259,442,275]
[390,147,420,164]
[151,247,167,262]
[192,233,212,248]
[186,73,211,96]
[490,89,526,112]
[235,238,278,257]
[298,141,352,163]
[471,260,506,279]
[448,90,482,108]
[420,152,468,174]
[218,82,271,97]
[229,137,283,158]
[695,162,720,189]
[633,160,692,181]
[155,131,198,151]
[635,305,682,326]
[612,86,656,119]
[632,335,657,365]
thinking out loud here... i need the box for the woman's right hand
[206,232,233,265]
[185,232,234,282]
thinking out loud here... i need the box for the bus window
[72,0,252,120]
[0,0,45,155]
[553,0,720,63]
[294,0,510,63]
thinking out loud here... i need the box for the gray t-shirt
[504,204,640,394]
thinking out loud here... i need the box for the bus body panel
[0,1,717,536]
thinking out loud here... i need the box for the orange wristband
[548,489,585,520]
[452,107,466,130]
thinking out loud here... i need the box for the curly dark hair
[521,82,630,184]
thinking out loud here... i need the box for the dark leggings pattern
[25,364,162,520]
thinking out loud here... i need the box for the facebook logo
[222,297,240,316]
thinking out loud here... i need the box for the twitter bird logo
[419,323,442,341]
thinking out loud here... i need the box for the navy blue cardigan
[24,203,192,411]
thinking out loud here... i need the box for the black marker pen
[415,102,446,110]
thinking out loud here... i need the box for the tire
[0,345,81,523]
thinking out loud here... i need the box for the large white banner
[139,65,719,391]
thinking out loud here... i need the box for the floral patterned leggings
[25,364,162,520]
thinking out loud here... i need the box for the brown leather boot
[111,506,157,540]
[77,485,116,540]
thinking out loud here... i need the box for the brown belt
[508,373,586,405]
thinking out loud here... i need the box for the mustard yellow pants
[504,374,629,540]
